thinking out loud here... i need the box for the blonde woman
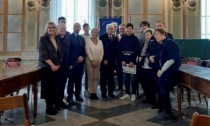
[85,28,104,100]
[38,21,62,115]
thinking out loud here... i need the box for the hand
[157,70,163,77]
[128,62,134,68]
[77,56,84,63]
[122,61,127,67]
[69,66,73,70]
[104,60,108,65]
[139,57,143,62]
[91,60,99,67]
[51,65,60,71]
[149,55,155,63]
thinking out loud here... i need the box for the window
[50,0,95,34]
[201,0,210,39]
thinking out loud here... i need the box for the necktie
[109,36,112,42]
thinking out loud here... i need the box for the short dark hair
[58,17,66,22]
[126,22,133,29]
[82,23,89,28]
[140,20,150,28]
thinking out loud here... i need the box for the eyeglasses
[48,27,55,29]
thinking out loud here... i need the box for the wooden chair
[4,58,30,100]
[0,93,30,126]
[190,112,210,126]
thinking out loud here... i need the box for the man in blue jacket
[67,23,86,104]
[118,23,140,102]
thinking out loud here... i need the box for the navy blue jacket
[118,34,140,64]
[159,38,181,73]
[146,32,173,69]
[56,35,72,72]
[100,33,118,63]
[69,33,86,66]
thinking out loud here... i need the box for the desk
[178,64,210,118]
[0,65,40,118]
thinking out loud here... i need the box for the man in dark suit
[56,23,72,109]
[67,23,86,104]
[99,24,118,99]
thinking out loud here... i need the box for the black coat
[69,33,86,66]
[38,35,62,68]
[145,32,173,69]
[99,33,118,63]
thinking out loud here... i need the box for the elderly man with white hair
[99,23,118,99]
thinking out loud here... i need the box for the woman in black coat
[38,21,62,115]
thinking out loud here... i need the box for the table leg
[178,83,182,119]
[33,82,38,119]
[187,88,191,106]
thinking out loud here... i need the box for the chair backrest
[182,57,201,66]
[190,112,210,126]
[0,93,30,126]
[4,57,21,68]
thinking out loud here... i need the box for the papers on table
[122,64,136,74]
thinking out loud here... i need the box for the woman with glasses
[38,21,62,115]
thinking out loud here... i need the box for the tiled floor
[1,84,209,126]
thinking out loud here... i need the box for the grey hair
[106,24,114,30]
[91,28,100,33]
[111,22,118,26]
[143,28,154,35]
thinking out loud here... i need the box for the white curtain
[49,0,62,24]
[49,0,96,33]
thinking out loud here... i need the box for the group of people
[38,17,181,121]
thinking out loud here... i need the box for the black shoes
[108,93,116,98]
[90,93,99,100]
[46,108,58,115]
[76,95,84,101]
[102,94,108,99]
[60,101,68,109]
[67,97,76,105]
[157,109,164,113]
[157,112,175,120]
[151,104,160,109]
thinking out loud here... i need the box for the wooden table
[0,65,40,118]
[177,64,210,118]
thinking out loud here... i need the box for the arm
[100,35,108,62]
[39,37,50,62]
[131,38,141,64]
[81,37,86,59]
[85,39,93,61]
[99,40,104,63]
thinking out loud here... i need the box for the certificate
[122,64,136,74]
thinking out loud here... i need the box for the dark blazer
[145,32,173,69]
[100,33,118,63]
[38,35,62,68]
[56,34,72,71]
[159,38,181,72]
[69,33,86,66]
